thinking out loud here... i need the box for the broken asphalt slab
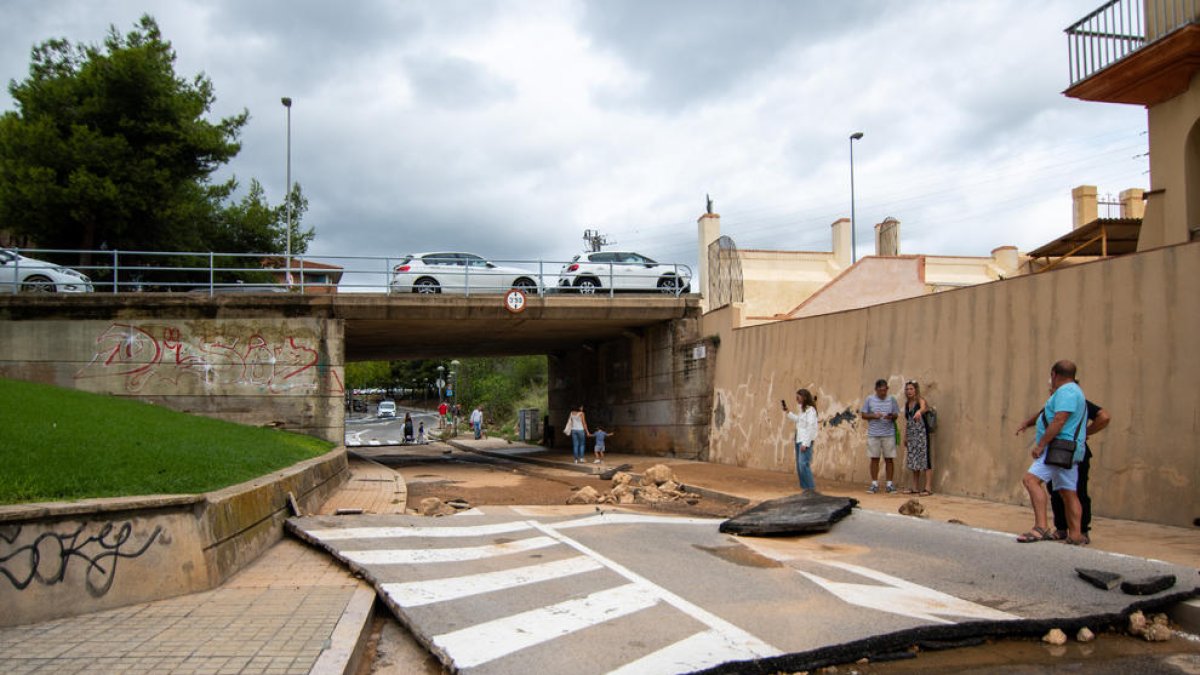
[719,492,858,536]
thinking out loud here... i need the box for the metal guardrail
[1066,0,1199,86]
[0,248,693,298]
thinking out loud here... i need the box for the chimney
[831,218,852,268]
[697,211,721,310]
[1119,188,1145,219]
[1072,185,1097,229]
[874,217,899,256]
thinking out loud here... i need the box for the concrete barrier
[0,448,349,627]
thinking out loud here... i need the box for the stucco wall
[790,257,928,318]
[0,318,345,443]
[705,241,1200,528]
[549,316,715,459]
[1142,69,1200,248]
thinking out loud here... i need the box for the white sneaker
[593,459,601,464]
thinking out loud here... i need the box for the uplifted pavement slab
[288,506,1197,675]
[719,492,857,535]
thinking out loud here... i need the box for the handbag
[924,407,938,433]
[1040,409,1083,469]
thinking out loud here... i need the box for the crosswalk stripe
[342,535,557,565]
[606,629,766,675]
[432,583,657,669]
[306,521,532,541]
[380,556,604,607]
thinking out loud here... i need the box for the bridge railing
[0,247,693,298]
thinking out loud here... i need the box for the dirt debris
[570,465,702,507]
[898,498,926,518]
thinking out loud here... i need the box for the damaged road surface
[288,507,1196,674]
[719,492,858,535]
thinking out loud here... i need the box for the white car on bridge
[391,252,542,295]
[0,249,94,293]
[557,251,690,294]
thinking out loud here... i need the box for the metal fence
[1066,0,1199,86]
[0,247,693,298]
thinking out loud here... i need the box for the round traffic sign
[504,289,527,314]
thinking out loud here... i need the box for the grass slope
[0,378,333,504]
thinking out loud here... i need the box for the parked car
[390,252,542,295]
[377,400,397,418]
[557,251,690,294]
[0,249,94,293]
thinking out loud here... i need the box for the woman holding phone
[781,388,819,493]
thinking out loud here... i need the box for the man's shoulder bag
[1040,409,1082,469]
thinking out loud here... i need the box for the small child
[591,428,612,463]
[417,422,426,444]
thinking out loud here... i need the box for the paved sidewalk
[0,456,396,675]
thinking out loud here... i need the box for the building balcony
[1065,0,1200,105]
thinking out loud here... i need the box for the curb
[311,586,377,675]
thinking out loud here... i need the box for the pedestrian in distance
[565,405,589,463]
[782,388,818,493]
[860,379,901,494]
[403,413,414,443]
[417,421,427,444]
[438,401,448,428]
[1017,382,1109,544]
[470,406,484,440]
[1016,360,1088,545]
[590,427,612,464]
[902,381,932,496]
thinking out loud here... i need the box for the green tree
[0,15,305,265]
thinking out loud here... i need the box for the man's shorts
[1027,454,1079,492]
[866,435,896,459]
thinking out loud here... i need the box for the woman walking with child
[903,381,932,495]
[781,388,819,493]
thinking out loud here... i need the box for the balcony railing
[1066,0,1199,87]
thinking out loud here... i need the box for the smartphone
[780,399,787,410]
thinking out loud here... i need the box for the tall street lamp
[281,97,293,286]
[849,131,864,264]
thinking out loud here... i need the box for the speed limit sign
[504,289,527,314]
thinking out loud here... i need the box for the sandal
[1049,529,1068,541]
[919,490,933,497]
[902,489,919,495]
[1064,537,1089,546]
[1016,526,1054,543]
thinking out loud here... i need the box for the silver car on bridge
[390,252,542,295]
[0,249,94,293]
[557,251,690,294]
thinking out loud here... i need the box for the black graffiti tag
[0,521,163,597]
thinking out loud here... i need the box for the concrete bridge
[0,292,714,458]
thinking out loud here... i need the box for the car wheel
[574,277,600,295]
[21,275,56,293]
[657,276,682,295]
[414,278,441,294]
[512,278,538,295]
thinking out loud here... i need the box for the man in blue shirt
[1017,360,1088,544]
[860,379,901,494]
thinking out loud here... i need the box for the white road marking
[342,535,556,564]
[552,513,723,529]
[432,583,658,669]
[381,556,603,607]
[531,521,780,659]
[797,560,1019,624]
[606,629,766,675]
[306,521,532,540]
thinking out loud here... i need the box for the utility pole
[582,229,614,252]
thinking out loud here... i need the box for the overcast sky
[2,0,1148,277]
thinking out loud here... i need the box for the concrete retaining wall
[0,317,345,443]
[704,241,1200,528]
[0,448,349,627]
[549,316,717,459]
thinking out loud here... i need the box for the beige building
[697,212,1023,324]
[1063,0,1200,249]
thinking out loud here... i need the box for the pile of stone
[417,497,471,516]
[566,465,701,506]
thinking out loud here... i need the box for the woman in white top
[782,388,818,492]
[567,405,589,464]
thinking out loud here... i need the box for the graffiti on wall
[0,522,163,597]
[74,323,344,394]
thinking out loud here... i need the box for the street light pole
[281,97,293,286]
[849,131,864,264]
